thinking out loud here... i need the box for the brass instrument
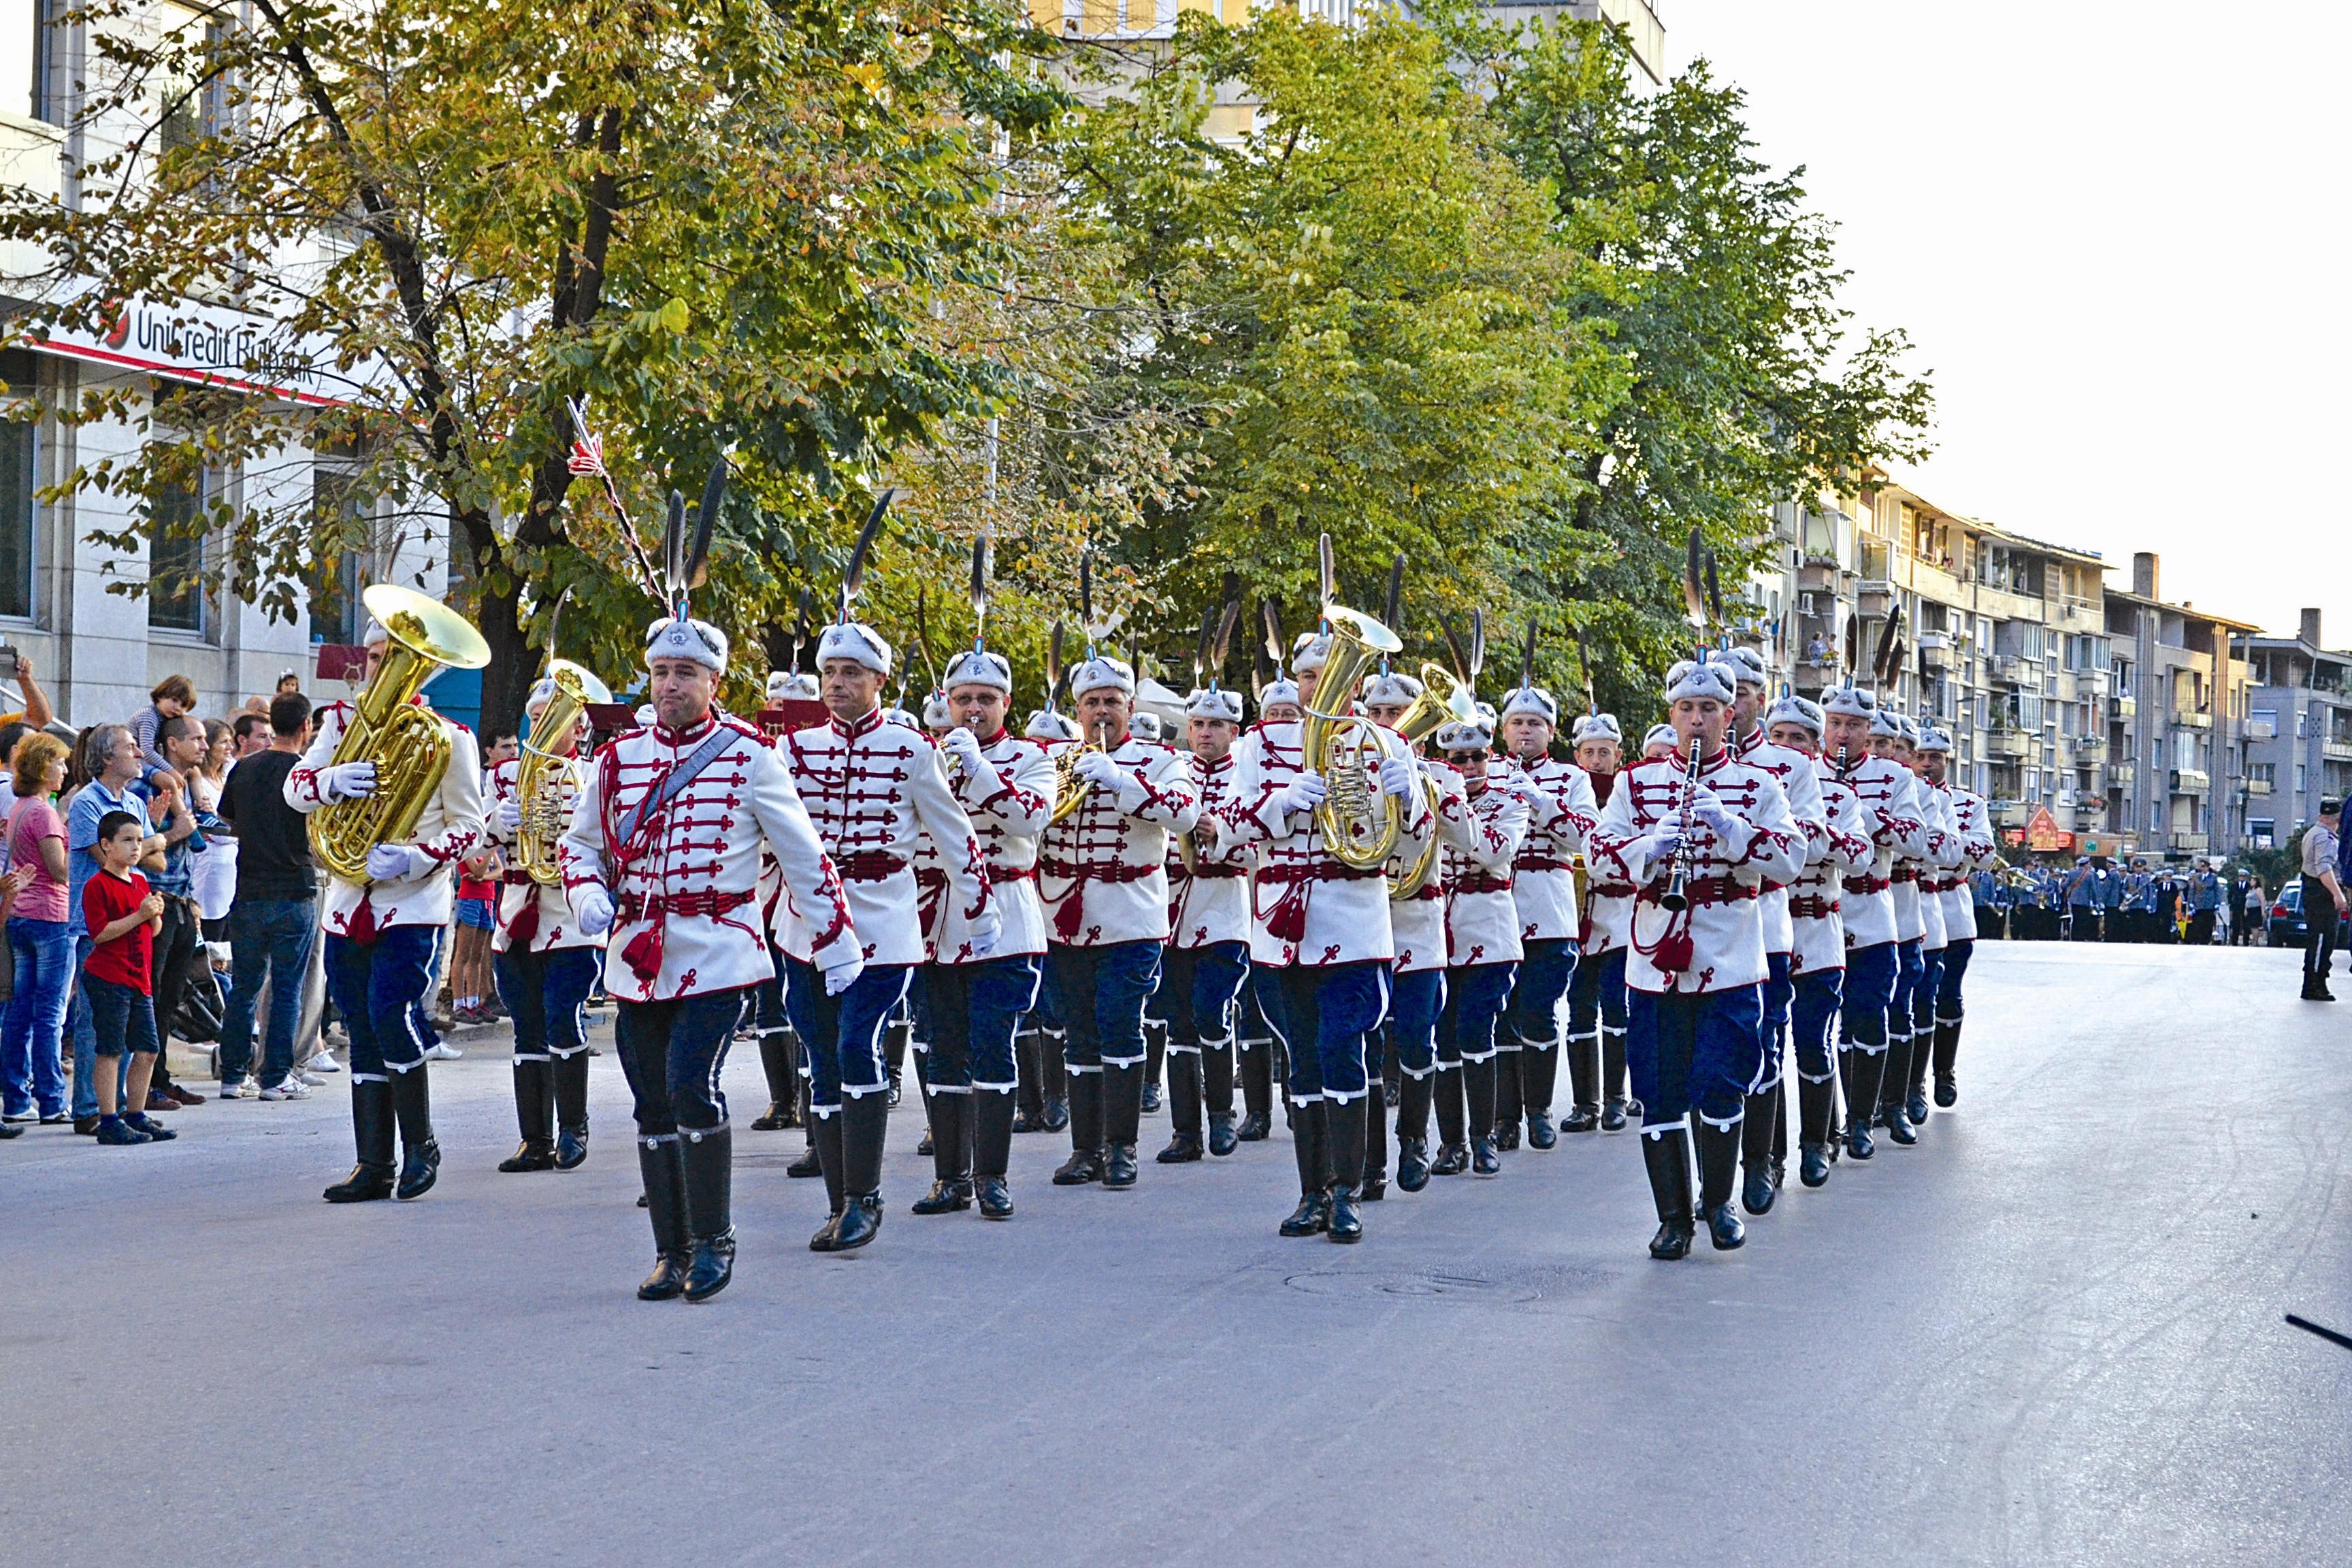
[1303,604,1407,872]
[309,584,492,883]
[515,659,612,885]
[1384,662,1480,900]
[1050,719,1111,826]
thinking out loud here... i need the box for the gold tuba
[1303,604,1407,871]
[308,584,492,883]
[515,659,612,885]
[1384,662,1481,899]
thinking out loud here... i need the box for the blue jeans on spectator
[1,916,74,1117]
[218,897,317,1090]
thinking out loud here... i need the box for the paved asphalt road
[4,941,2349,1566]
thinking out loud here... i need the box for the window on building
[308,466,366,644]
[0,350,34,621]
[2250,762,2276,787]
[2251,818,2276,848]
[146,469,209,634]
[2296,763,2308,796]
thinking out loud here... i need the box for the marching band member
[920,645,1054,1219]
[1433,711,1529,1178]
[1872,711,1932,1147]
[1818,686,1927,1162]
[1365,668,1440,1192]
[1562,713,1633,1132]
[1904,727,1982,1127]
[750,668,819,1136]
[484,670,606,1175]
[778,618,996,1250]
[1016,706,1081,1135]
[1494,676,1597,1151]
[1765,696,1870,1189]
[288,606,485,1207]
[560,615,862,1301]
[1218,623,1427,1243]
[1037,655,1200,1191]
[1159,681,1253,1164]
[1586,657,1801,1259]
[1231,668,1305,1142]
[1919,730,1996,1110]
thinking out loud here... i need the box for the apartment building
[2100,554,2256,860]
[2240,608,2352,850]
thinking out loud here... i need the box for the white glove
[324,761,377,801]
[967,917,1001,961]
[1690,789,1741,840]
[1379,755,1418,800]
[1073,750,1123,789]
[944,726,988,775]
[574,884,615,936]
[821,947,865,996]
[1644,825,1685,867]
[1275,772,1329,817]
[493,796,523,834]
[364,843,425,883]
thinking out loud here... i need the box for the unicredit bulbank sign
[27,292,362,406]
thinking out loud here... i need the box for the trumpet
[514,659,612,885]
[1049,717,1113,826]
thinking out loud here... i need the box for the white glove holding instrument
[324,761,377,801]
[494,795,523,834]
[1275,772,1330,819]
[1689,788,1742,843]
[364,843,427,883]
[1643,824,1686,872]
[1378,755,1418,800]
[1073,749,1124,789]
[943,726,988,777]
[574,885,615,936]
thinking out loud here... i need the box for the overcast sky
[1667,1,2349,643]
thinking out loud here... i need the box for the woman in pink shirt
[1,733,75,1125]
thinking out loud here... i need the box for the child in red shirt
[84,810,172,1146]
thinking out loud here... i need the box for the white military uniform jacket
[1581,770,1635,957]
[286,695,483,937]
[1440,774,1530,968]
[1735,725,1828,958]
[1820,753,1927,951]
[484,753,602,953]
[1586,746,1804,996]
[1169,749,1252,950]
[1218,719,1431,968]
[1388,762,1460,975]
[938,727,1055,963]
[1935,782,1997,943]
[1913,777,1959,951]
[1501,753,1596,946]
[1038,732,1200,947]
[777,706,994,970]
[1788,761,1874,977]
[559,710,855,1002]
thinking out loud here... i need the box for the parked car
[2266,881,2352,948]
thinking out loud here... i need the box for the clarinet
[1659,732,1703,913]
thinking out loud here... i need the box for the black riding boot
[681,1124,737,1300]
[1641,1124,1697,1260]
[973,1088,1017,1219]
[752,1028,800,1130]
[1522,1037,1561,1148]
[1279,1100,1331,1237]
[1796,1071,1835,1188]
[1101,1062,1143,1189]
[1465,1056,1501,1175]
[1041,1031,1071,1132]
[635,1134,691,1300]
[1141,1018,1166,1114]
[1932,1018,1962,1108]
[323,1079,395,1203]
[807,1110,848,1251]
[1159,1049,1205,1163]
[1906,1021,1935,1125]
[883,1016,910,1107]
[1876,1031,1918,1145]
[786,1091,823,1177]
[1394,1072,1434,1191]
[1325,1096,1367,1243]
[1841,1047,1884,1160]
[1694,1113,1745,1251]
[1013,1028,1044,1133]
[913,1093,973,1214]
[391,1066,440,1200]
[1359,1077,1388,1200]
[552,1048,591,1169]
[1430,1066,1469,1175]
[1601,1028,1634,1130]
[1492,1049,1522,1152]
[498,1058,557,1172]
[1561,1030,1601,1132]
[1204,1041,1239,1155]
[1236,1039,1273,1140]
[1052,1071,1105,1185]
[830,1093,888,1252]
[1740,1086,1782,1215]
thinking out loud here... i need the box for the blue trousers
[493,945,600,1064]
[1758,951,1793,1091]
[1507,937,1578,1050]
[1565,945,1628,1045]
[1259,960,1389,1104]
[1152,941,1250,1049]
[1628,983,1765,1128]
[921,955,1041,1092]
[1045,940,1160,1073]
[2,916,74,1117]
[783,959,914,1113]
[1438,962,1517,1067]
[615,985,745,1134]
[323,925,440,1085]
[1936,938,1974,1023]
[217,897,316,1091]
[1888,937,1925,1047]
[1912,944,1945,1040]
[1839,941,1900,1055]
[1389,967,1446,1078]
[1790,968,1843,1083]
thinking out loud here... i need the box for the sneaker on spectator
[95,1117,150,1145]
[1,1109,32,1124]
[125,1111,178,1141]
[426,1041,464,1062]
[259,1079,312,1101]
[218,1077,257,1100]
[294,1068,325,1087]
[305,1051,342,1074]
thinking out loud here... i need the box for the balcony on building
[2174,832,2210,853]
[2248,777,2273,796]
[1987,728,2031,760]
[2112,694,2136,722]
[2169,768,2211,795]
[2106,762,2134,789]
[1991,800,2034,829]
[2174,709,2212,730]
[2324,739,2352,764]
[2072,734,2109,765]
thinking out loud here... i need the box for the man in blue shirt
[65,724,174,1128]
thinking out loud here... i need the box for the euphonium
[1385,662,1480,899]
[1049,718,1112,826]
[1303,605,1406,872]
[515,659,612,885]
[308,583,492,883]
